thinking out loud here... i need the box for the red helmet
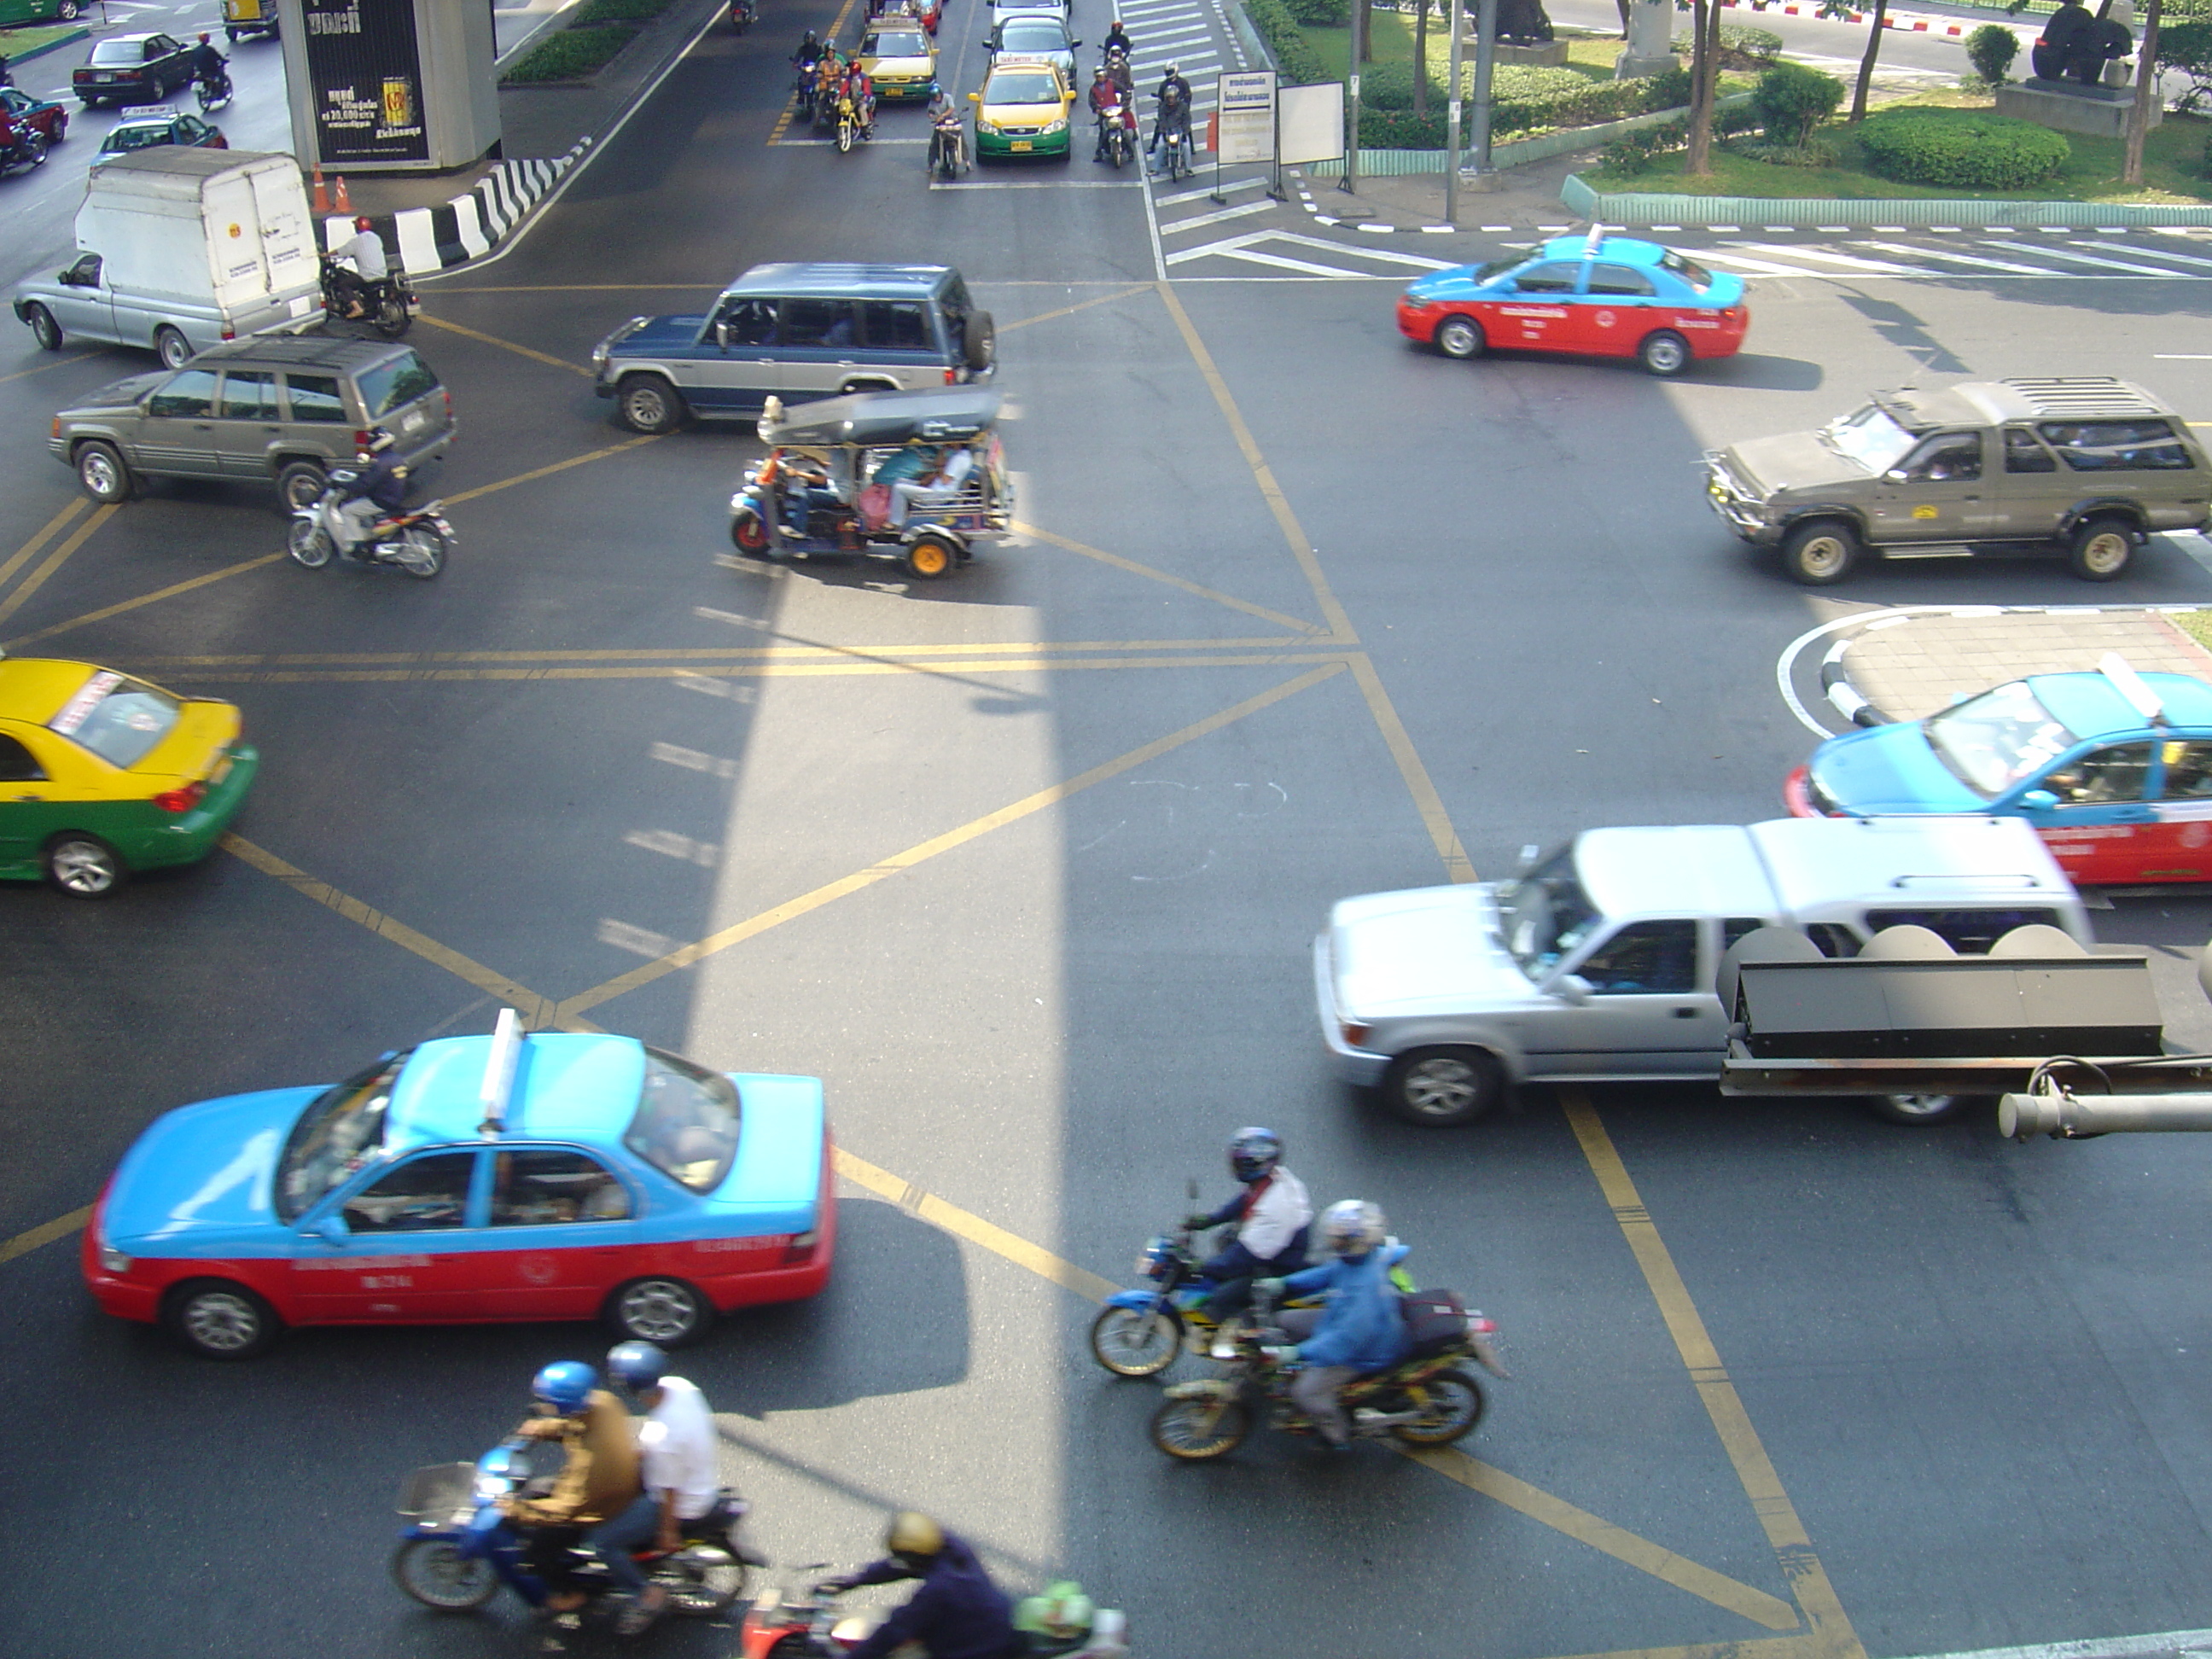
[354,215,373,231]
[198,32,211,43]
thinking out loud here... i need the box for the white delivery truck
[9,147,321,369]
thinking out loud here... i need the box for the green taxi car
[856,20,938,101]
[969,59,1074,160]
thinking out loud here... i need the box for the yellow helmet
[886,1511,945,1563]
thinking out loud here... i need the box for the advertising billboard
[301,0,429,165]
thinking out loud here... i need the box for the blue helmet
[1228,1126,1283,1184]
[606,1341,667,1394]
[533,1360,597,1414]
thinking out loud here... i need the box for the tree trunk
[2124,0,2162,183]
[1686,0,1714,173]
[1850,0,1889,122]
[1359,0,1375,61]
[1414,0,1430,115]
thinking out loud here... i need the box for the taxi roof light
[478,1006,523,1137]
[2098,652,2166,726]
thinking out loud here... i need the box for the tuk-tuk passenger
[888,444,975,528]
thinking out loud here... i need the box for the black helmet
[1228,1126,1282,1184]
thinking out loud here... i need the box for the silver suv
[1704,377,2212,585]
[49,334,454,510]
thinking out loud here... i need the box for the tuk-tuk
[728,387,1012,579]
[222,0,280,41]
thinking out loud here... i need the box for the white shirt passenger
[635,1375,720,1520]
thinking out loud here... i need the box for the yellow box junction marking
[0,504,116,628]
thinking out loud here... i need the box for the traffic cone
[311,165,328,213]
[333,175,352,214]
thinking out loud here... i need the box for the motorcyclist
[842,61,876,135]
[189,32,227,92]
[926,82,963,172]
[503,1361,646,1621]
[1150,66,1193,166]
[1256,1200,1411,1452]
[1102,45,1133,100]
[1087,67,1123,161]
[327,214,389,320]
[331,428,410,558]
[1103,18,1133,59]
[602,1342,719,1635]
[793,28,823,71]
[815,1511,1022,1659]
[1184,1126,1311,1322]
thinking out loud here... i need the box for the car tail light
[1469,1315,1498,1336]
[1341,1021,1372,1049]
[151,781,207,814]
[220,327,235,341]
[943,367,958,384]
[354,429,374,449]
[783,1231,818,1264]
[442,388,452,419]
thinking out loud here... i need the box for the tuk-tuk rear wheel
[905,534,957,579]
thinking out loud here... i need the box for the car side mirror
[307,1213,350,1246]
[1883,469,1909,483]
[714,322,731,347]
[1552,974,1592,1005]
[2020,789,2061,812]
[1072,37,1082,44]
[968,90,981,102]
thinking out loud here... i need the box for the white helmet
[1320,1199,1386,1259]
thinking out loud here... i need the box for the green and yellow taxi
[969,58,1074,160]
[855,19,938,102]
[0,658,258,897]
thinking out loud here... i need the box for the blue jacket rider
[1186,1126,1311,1319]
[1266,1199,1410,1449]
[818,1511,1022,1659]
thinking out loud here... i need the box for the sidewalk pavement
[1843,607,2212,723]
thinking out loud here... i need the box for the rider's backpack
[1400,1288,1469,1359]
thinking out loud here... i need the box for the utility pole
[1470,0,1498,176]
[1342,0,1365,191]
[1444,0,1465,224]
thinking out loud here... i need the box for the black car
[73,33,195,110]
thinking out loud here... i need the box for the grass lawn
[1302,15,1628,87]
[2172,613,2212,657]
[0,22,87,59]
[1582,94,2212,202]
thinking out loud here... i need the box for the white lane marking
[1727,242,1912,275]
[1258,229,1456,268]
[1694,248,1826,277]
[1213,247,1359,276]
[932,178,1146,188]
[1888,1629,2212,1659]
[1155,176,1266,204]
[1993,240,2212,277]
[779,137,930,146]
[1157,199,1276,233]
[2106,240,2212,271]
[1857,240,2061,276]
[2156,353,2212,359]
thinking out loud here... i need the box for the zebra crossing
[1667,227,2212,285]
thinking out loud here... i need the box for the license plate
[403,409,426,433]
[1011,140,1032,151]
[289,294,315,317]
[210,754,233,784]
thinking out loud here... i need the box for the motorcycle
[834,87,868,154]
[1159,120,1191,182]
[1099,104,1133,169]
[195,65,233,112]
[0,116,47,177]
[740,1570,1130,1657]
[731,0,756,32]
[928,114,966,180]
[318,252,418,340]
[1147,1284,1505,1460]
[795,54,822,119]
[288,470,453,579]
[390,1435,761,1624]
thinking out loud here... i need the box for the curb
[1,25,89,67]
[1290,170,1457,232]
[317,138,591,274]
[1821,603,2212,729]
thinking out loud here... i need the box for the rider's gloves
[1181,1213,1213,1231]
[813,1576,853,1597]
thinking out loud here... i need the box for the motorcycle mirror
[1185,1176,1197,1202]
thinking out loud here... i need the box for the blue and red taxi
[1787,658,2212,885]
[84,1015,835,1359]
[1397,231,1749,377]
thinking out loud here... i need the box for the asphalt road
[9,3,2212,1658]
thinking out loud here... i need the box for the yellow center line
[219,833,571,1031]
[555,662,1346,1020]
[1348,653,1476,882]
[998,285,1152,333]
[442,434,663,506]
[1016,521,1329,636]
[0,504,117,628]
[832,1147,1119,1300]
[154,651,1347,686]
[0,1205,93,1266]
[432,283,728,294]
[416,312,595,377]
[130,636,1316,668]
[1563,1090,1866,1659]
[0,497,88,597]
[2,553,284,653]
[0,350,101,386]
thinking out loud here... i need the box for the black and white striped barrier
[1817,637,1891,729]
[318,139,591,274]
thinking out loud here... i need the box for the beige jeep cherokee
[1704,377,2210,585]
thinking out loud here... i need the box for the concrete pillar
[277,0,501,175]
[1616,0,1678,79]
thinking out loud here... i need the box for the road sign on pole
[1214,70,1276,201]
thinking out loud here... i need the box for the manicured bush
[1965,23,2020,84]
[1748,59,1842,145]
[2159,19,2212,114]
[1360,61,1441,109]
[573,0,672,21]
[1243,0,1332,84]
[1599,116,1686,172]
[1725,135,1841,166]
[1673,23,1783,67]
[1856,107,2069,189]
[1643,64,1693,109]
[1285,0,1350,23]
[501,24,636,82]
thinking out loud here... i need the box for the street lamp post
[1342,0,1365,192]
[1444,0,1465,224]
[1470,0,1498,178]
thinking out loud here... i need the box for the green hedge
[1746,59,1842,146]
[572,0,672,20]
[501,23,637,82]
[1673,22,1783,66]
[1284,0,1349,22]
[1856,106,2069,189]
[1243,0,1332,84]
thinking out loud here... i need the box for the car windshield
[90,40,153,66]
[48,669,178,768]
[103,123,174,151]
[989,69,1062,103]
[1496,847,1605,978]
[275,1051,410,1221]
[357,351,439,421]
[626,1048,742,1193]
[1660,249,1714,292]
[1924,680,2082,798]
[1003,20,1064,44]
[1822,402,1918,474]
[1473,256,1524,284]
[864,29,928,53]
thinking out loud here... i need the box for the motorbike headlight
[1134,1249,1155,1278]
[472,1471,507,1502]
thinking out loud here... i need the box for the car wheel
[162,1279,281,1359]
[1780,519,1859,586]
[44,833,125,897]
[1639,329,1691,376]
[905,533,958,579]
[1382,1047,1504,1127]
[1433,315,1484,360]
[1867,1093,1985,1127]
[2068,515,2134,582]
[25,303,62,352]
[49,113,68,144]
[607,1277,714,1347]
[963,310,995,373]
[154,325,193,370]
[57,0,82,19]
[616,375,686,435]
[74,440,131,504]
[276,460,328,513]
